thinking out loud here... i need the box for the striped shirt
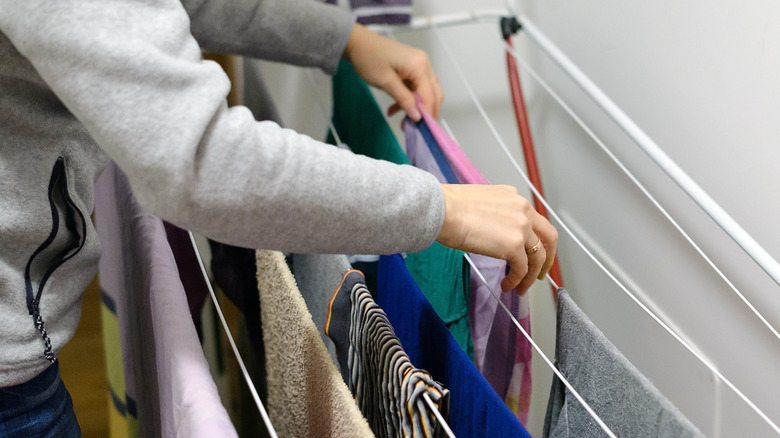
[327,270,450,438]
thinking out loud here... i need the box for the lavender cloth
[406,102,534,424]
[405,122,450,185]
[95,162,237,438]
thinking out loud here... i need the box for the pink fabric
[413,97,532,424]
[418,102,489,186]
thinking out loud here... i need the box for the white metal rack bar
[516,16,780,288]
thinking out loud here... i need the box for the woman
[0,0,557,435]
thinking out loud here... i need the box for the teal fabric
[327,60,409,165]
[329,60,472,358]
[405,243,473,359]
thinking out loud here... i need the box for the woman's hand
[437,184,558,295]
[342,23,442,121]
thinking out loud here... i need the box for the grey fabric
[0,0,444,387]
[543,289,704,438]
[182,0,354,75]
[291,253,353,365]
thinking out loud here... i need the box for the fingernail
[409,107,421,121]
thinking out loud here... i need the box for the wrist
[436,185,463,249]
[342,23,367,61]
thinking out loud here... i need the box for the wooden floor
[59,277,110,437]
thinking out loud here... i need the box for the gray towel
[543,289,704,438]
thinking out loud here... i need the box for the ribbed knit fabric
[326,269,450,438]
[256,250,373,438]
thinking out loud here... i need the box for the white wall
[250,1,780,435]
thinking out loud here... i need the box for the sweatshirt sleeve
[180,0,355,74]
[0,0,445,255]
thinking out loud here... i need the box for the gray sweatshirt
[0,0,444,387]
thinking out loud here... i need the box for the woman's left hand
[343,23,443,121]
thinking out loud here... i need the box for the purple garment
[404,120,449,184]
[95,162,237,438]
[163,222,209,338]
[405,100,533,424]
[318,0,411,25]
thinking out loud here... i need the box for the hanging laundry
[255,250,374,438]
[376,254,532,438]
[326,269,450,437]
[291,253,354,365]
[407,117,459,184]
[328,59,473,357]
[94,162,237,438]
[162,222,210,340]
[318,0,412,25]
[402,241,473,359]
[405,101,533,424]
[543,289,704,438]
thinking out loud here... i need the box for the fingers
[500,252,528,292]
[387,53,442,122]
[415,66,442,119]
[381,74,421,121]
[435,184,559,295]
[533,215,558,280]
[516,236,547,294]
[343,23,443,122]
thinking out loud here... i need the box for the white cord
[430,24,780,435]
[498,33,780,343]
[187,231,279,438]
[465,254,617,438]
[517,16,780,289]
[422,392,456,438]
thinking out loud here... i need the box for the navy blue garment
[376,254,531,438]
[416,120,459,184]
[0,362,81,438]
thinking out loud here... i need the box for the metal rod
[499,37,780,342]
[431,24,780,434]
[518,16,780,288]
[369,9,506,33]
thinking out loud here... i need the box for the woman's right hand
[436,184,558,295]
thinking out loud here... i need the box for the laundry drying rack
[193,6,780,437]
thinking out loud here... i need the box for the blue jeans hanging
[0,361,81,437]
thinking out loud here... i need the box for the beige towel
[256,250,374,438]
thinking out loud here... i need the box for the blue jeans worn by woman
[0,361,81,437]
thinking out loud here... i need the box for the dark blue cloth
[376,254,531,438]
[0,362,81,437]
[416,120,459,184]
